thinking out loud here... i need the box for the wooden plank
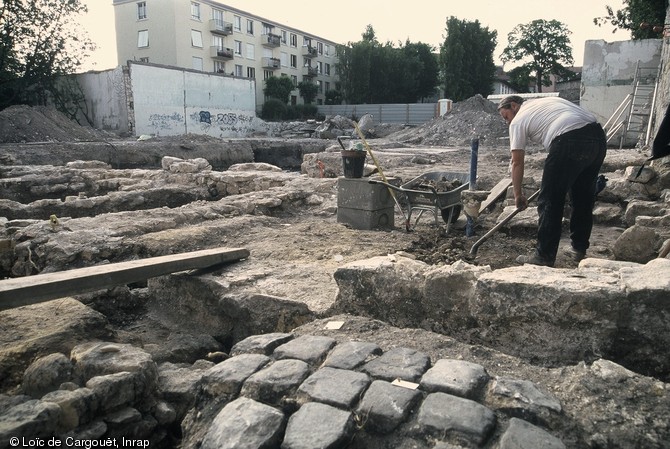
[0,247,249,311]
[479,177,512,213]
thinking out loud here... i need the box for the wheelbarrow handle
[367,179,403,192]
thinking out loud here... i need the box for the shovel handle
[469,189,540,256]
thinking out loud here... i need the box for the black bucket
[341,150,366,178]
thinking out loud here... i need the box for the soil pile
[387,94,510,147]
[0,105,107,143]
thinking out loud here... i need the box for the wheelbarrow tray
[400,171,470,212]
[370,171,470,232]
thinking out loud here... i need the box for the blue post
[466,138,479,237]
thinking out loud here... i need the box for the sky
[79,0,631,72]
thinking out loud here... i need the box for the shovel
[469,189,540,257]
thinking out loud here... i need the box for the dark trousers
[536,122,607,263]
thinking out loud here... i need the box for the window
[281,30,287,44]
[212,8,224,23]
[318,61,323,74]
[139,57,149,63]
[192,57,203,71]
[137,2,147,20]
[246,19,254,35]
[290,54,297,68]
[234,40,242,55]
[234,15,241,31]
[318,42,323,55]
[263,24,272,35]
[191,2,200,20]
[191,30,203,47]
[325,63,331,76]
[291,75,298,87]
[325,45,330,57]
[290,33,297,47]
[280,51,287,67]
[214,60,225,73]
[263,70,273,80]
[137,30,149,47]
[325,81,330,92]
[245,43,254,60]
[317,80,323,93]
[247,67,255,79]
[213,35,224,48]
[235,64,243,77]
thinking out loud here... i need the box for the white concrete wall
[129,62,256,137]
[581,39,662,125]
[75,67,129,134]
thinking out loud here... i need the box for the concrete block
[337,177,399,211]
[337,206,394,230]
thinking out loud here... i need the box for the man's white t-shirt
[509,97,597,150]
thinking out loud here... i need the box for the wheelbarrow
[369,171,470,233]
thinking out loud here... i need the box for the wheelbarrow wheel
[441,205,462,224]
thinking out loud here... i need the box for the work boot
[565,246,586,262]
[515,253,553,267]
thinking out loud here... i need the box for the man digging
[497,95,607,267]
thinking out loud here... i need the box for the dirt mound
[387,94,510,147]
[0,105,108,143]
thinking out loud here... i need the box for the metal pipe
[466,138,479,237]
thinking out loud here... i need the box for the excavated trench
[1,139,668,386]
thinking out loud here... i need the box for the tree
[501,19,573,93]
[297,81,318,104]
[506,66,533,93]
[325,89,343,105]
[263,75,294,104]
[335,26,374,104]
[0,0,95,110]
[594,0,668,39]
[440,17,497,102]
[401,41,439,102]
[335,25,439,104]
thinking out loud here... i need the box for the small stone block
[282,402,354,449]
[273,335,336,365]
[357,379,421,433]
[420,359,490,399]
[362,347,431,382]
[416,392,496,445]
[230,333,294,356]
[322,341,382,370]
[498,418,566,449]
[297,367,370,408]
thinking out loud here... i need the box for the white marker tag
[392,379,419,390]
[324,321,345,330]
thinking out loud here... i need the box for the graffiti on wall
[189,110,255,137]
[148,112,184,131]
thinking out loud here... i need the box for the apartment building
[112,0,339,110]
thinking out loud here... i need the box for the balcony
[210,19,233,35]
[302,45,317,58]
[262,33,281,48]
[303,66,318,77]
[262,57,281,70]
[210,46,234,60]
